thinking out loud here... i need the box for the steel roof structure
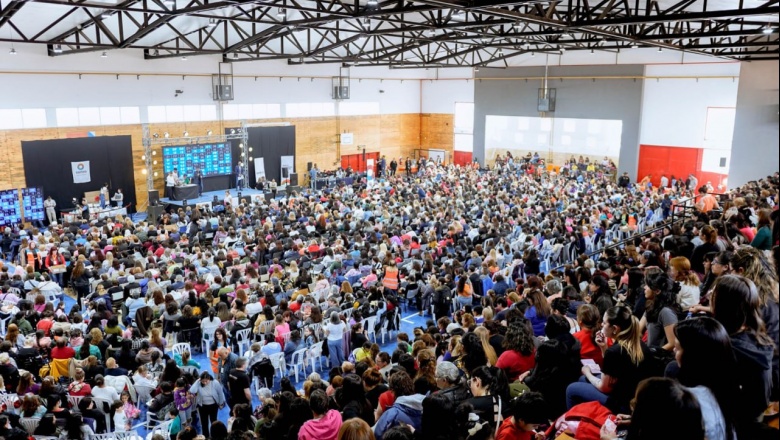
[0,0,777,68]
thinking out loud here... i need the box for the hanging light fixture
[208,18,217,27]
[101,51,108,58]
[367,0,378,6]
[277,8,286,19]
[54,44,63,54]
[9,46,17,55]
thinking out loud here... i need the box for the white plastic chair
[235,328,253,356]
[289,347,308,382]
[201,327,217,354]
[92,396,113,433]
[363,316,377,343]
[67,395,85,410]
[171,342,191,357]
[268,352,286,380]
[307,341,328,373]
[20,417,41,434]
[258,320,275,335]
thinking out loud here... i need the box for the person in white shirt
[44,196,57,225]
[91,375,120,403]
[100,184,109,209]
[224,190,233,207]
[166,172,177,200]
[112,189,124,207]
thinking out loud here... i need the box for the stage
[160,187,284,209]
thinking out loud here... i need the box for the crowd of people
[0,154,778,440]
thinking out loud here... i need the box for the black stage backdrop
[226,126,296,188]
[21,136,137,214]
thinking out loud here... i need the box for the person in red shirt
[36,311,55,337]
[67,368,92,397]
[573,304,611,367]
[495,321,536,381]
[496,391,549,440]
[50,338,76,360]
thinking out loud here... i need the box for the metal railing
[549,196,698,272]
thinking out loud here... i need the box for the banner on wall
[71,161,91,183]
[254,157,266,182]
[280,155,294,185]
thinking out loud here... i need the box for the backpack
[551,401,613,440]
[251,358,275,389]
[434,288,451,308]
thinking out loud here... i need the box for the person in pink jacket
[298,389,343,440]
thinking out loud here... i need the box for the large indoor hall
[0,1,778,440]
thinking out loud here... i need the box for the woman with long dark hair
[338,374,374,426]
[638,269,680,351]
[520,339,581,419]
[710,275,775,433]
[671,317,738,440]
[459,332,488,377]
[566,306,651,414]
[624,378,705,440]
[588,275,615,320]
[466,365,509,429]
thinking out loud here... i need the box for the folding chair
[289,348,308,382]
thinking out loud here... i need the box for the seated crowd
[0,156,777,440]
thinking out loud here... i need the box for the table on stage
[172,184,198,201]
[87,205,128,220]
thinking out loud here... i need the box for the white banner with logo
[71,161,91,183]
[254,157,266,181]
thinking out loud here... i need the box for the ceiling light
[183,131,189,137]
[362,17,370,28]
[9,47,16,55]
[631,41,638,48]
[101,51,107,58]
[367,0,378,6]
[474,66,479,72]
[357,34,367,42]
[658,47,663,52]
[559,47,566,53]
[513,22,521,30]
[233,52,238,59]
[54,44,62,54]
[530,51,535,57]
[208,18,217,27]
[762,25,774,34]
[590,48,594,54]
[453,10,465,20]
[497,48,503,54]
[277,8,286,19]
[427,29,435,37]
[206,130,213,135]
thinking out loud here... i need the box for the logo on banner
[71,161,91,183]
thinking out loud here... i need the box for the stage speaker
[290,173,299,186]
[148,190,160,206]
[147,204,164,221]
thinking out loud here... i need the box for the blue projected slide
[22,187,45,222]
[163,143,232,177]
[0,189,21,227]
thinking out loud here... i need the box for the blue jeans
[328,338,345,367]
[99,194,106,208]
[51,272,63,286]
[565,376,608,409]
[456,295,472,310]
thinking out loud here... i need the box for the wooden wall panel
[420,113,454,160]
[0,113,451,212]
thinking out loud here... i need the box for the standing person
[390,158,398,176]
[189,372,225,439]
[660,174,669,189]
[405,157,412,177]
[166,171,177,200]
[45,247,66,287]
[112,189,123,207]
[324,311,346,367]
[310,164,318,190]
[227,357,251,406]
[99,183,109,209]
[193,168,203,197]
[235,162,245,190]
[217,347,238,403]
[44,196,57,225]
